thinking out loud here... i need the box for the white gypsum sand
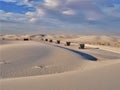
[0,34,120,90]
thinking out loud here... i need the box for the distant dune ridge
[0,34,120,47]
[0,34,120,90]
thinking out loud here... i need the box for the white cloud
[23,0,32,6]
[26,9,45,17]
[0,10,29,23]
[1,0,119,23]
[29,18,37,23]
[44,0,60,8]
[0,0,34,6]
[1,0,120,35]
[62,9,76,15]
[25,12,34,17]
[0,0,16,2]
[25,8,45,23]
[37,9,45,16]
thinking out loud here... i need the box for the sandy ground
[0,34,120,90]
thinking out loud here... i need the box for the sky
[0,0,120,35]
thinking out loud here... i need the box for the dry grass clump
[110,42,120,48]
[76,41,120,48]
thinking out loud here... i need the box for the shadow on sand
[56,45,97,61]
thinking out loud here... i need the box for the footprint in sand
[0,59,9,64]
[32,65,45,69]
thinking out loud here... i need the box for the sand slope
[0,41,89,78]
[1,60,120,90]
[0,40,120,90]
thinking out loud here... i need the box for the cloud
[0,0,120,35]
[62,9,76,15]
[1,0,120,23]
[44,0,60,8]
[25,8,46,23]
[26,8,45,17]
[0,10,29,23]
[0,0,16,2]
[29,18,37,23]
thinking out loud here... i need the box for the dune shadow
[85,47,99,49]
[56,45,97,61]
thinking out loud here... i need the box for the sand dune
[1,60,120,90]
[1,34,120,42]
[0,35,120,90]
[0,40,89,78]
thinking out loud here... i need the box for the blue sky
[0,0,120,35]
